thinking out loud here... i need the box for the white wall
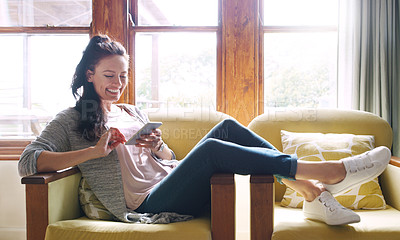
[0,161,26,240]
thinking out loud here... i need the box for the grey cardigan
[18,105,192,223]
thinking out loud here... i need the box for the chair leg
[25,184,49,240]
[250,175,274,240]
[211,173,235,240]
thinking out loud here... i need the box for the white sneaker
[323,146,391,196]
[303,191,360,225]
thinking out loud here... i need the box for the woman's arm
[36,147,99,172]
[37,127,126,172]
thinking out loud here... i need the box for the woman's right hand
[93,127,127,158]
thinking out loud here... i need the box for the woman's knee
[220,118,240,128]
[217,118,242,136]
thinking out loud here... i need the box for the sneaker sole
[304,212,360,226]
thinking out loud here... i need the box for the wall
[0,161,26,240]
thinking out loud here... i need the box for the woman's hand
[135,128,163,152]
[94,127,127,158]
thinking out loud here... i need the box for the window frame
[128,0,221,108]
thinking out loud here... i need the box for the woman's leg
[136,138,296,215]
[196,118,277,150]
[296,160,346,185]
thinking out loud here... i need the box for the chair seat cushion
[45,216,211,240]
[273,203,400,240]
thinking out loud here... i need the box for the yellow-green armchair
[21,109,235,240]
[247,108,400,240]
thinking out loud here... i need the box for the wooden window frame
[128,0,220,110]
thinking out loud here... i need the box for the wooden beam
[219,0,262,125]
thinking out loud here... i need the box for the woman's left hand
[135,128,163,152]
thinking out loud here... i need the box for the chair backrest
[248,108,393,201]
[147,108,230,160]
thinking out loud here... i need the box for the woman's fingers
[96,128,126,155]
[109,127,127,144]
[135,131,161,148]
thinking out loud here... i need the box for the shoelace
[346,152,374,174]
[319,193,346,212]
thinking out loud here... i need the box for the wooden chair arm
[21,167,81,240]
[250,174,275,240]
[21,167,80,184]
[211,173,235,240]
[390,156,400,168]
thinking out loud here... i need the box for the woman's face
[87,55,129,105]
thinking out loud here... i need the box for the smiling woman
[87,55,129,108]
[71,35,129,141]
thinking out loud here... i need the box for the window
[263,0,339,108]
[1,0,91,27]
[133,0,218,110]
[0,0,90,138]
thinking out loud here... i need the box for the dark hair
[71,35,128,141]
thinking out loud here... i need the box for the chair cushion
[273,203,400,240]
[280,130,386,210]
[45,216,211,240]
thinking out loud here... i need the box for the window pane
[138,0,218,26]
[29,35,89,113]
[264,0,338,26]
[264,32,337,108]
[0,0,91,27]
[135,32,216,110]
[0,34,89,138]
[0,35,24,137]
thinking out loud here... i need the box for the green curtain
[352,0,400,156]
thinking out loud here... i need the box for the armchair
[247,108,400,240]
[21,109,235,240]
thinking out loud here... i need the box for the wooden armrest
[390,156,400,168]
[250,174,274,240]
[210,173,235,240]
[21,167,80,184]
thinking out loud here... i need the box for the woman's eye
[105,75,114,78]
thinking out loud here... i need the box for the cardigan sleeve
[18,109,76,177]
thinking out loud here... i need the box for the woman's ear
[86,70,94,82]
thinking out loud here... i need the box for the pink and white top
[106,105,177,210]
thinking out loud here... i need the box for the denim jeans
[135,118,297,215]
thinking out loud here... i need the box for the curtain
[339,0,400,155]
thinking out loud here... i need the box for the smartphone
[125,122,163,145]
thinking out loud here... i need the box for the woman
[18,35,391,226]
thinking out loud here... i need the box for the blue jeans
[136,119,297,215]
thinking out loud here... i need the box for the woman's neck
[102,101,113,113]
